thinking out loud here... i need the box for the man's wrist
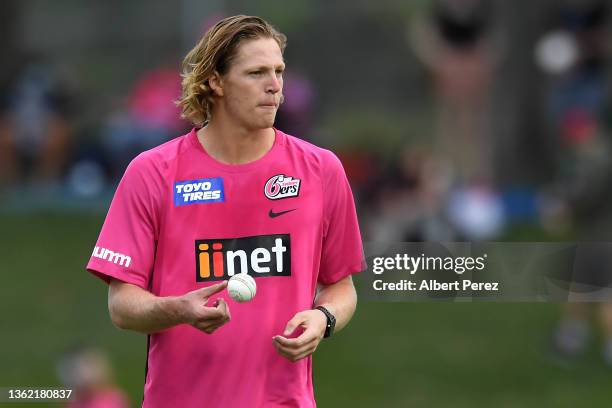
[156,296,189,326]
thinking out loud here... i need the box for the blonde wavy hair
[176,15,287,126]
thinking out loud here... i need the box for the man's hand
[108,279,231,335]
[272,310,327,362]
[180,282,231,334]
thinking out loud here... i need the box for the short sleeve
[318,151,366,285]
[86,154,160,289]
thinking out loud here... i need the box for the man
[86,15,365,407]
[0,52,72,187]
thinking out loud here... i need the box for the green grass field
[2,213,611,407]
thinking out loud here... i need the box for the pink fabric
[87,128,365,408]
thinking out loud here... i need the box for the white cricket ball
[227,274,257,302]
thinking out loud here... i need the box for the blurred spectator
[367,149,456,242]
[0,52,74,188]
[535,0,612,365]
[337,148,382,213]
[57,346,129,408]
[100,65,185,180]
[409,0,501,185]
[372,0,507,243]
[537,0,611,220]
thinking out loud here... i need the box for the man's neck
[196,119,275,165]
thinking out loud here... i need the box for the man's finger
[273,335,300,348]
[198,315,227,326]
[195,281,228,299]
[273,341,292,360]
[216,298,231,321]
[283,313,306,336]
[197,317,229,333]
[292,347,317,361]
[294,326,320,344]
[275,325,319,347]
[273,333,314,349]
[274,343,303,358]
[198,305,226,320]
[274,337,316,353]
[200,322,224,333]
[273,339,316,362]
[195,321,221,332]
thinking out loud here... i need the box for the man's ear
[208,71,224,97]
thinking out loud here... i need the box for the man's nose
[266,74,282,93]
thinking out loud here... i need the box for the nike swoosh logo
[269,208,297,218]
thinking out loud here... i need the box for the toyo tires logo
[264,174,300,200]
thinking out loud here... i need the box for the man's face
[213,37,285,130]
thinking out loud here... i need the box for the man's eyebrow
[245,63,286,71]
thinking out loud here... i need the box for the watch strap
[315,306,336,338]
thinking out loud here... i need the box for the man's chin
[239,110,277,130]
[254,115,277,130]
[243,120,275,132]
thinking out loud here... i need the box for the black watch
[315,306,336,338]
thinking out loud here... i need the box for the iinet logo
[92,246,132,267]
[195,234,291,281]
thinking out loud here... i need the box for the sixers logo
[264,174,301,200]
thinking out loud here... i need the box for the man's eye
[250,71,262,76]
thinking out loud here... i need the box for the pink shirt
[86,128,365,408]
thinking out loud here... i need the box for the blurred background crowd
[2,0,612,406]
[2,0,612,241]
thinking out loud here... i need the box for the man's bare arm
[108,279,230,334]
[313,275,357,332]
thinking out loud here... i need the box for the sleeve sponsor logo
[92,246,132,267]
[264,174,301,200]
[195,234,291,281]
[174,177,225,206]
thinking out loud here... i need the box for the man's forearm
[108,280,186,334]
[314,275,357,333]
